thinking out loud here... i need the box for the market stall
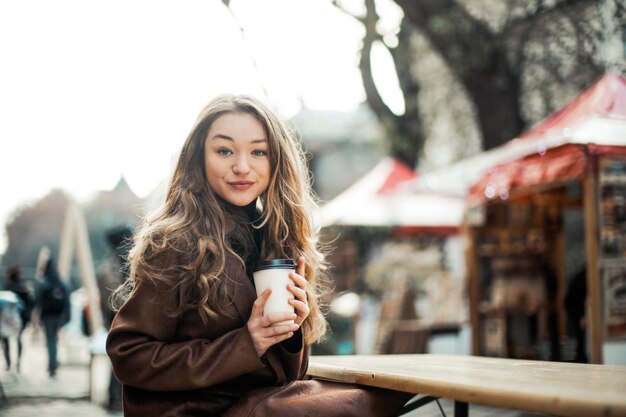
[319,157,467,355]
[465,72,626,364]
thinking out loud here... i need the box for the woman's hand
[247,288,299,357]
[288,256,310,326]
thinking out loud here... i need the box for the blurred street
[0,325,121,417]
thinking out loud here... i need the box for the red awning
[377,158,418,194]
[468,143,626,204]
[520,72,626,141]
[468,72,626,205]
[468,144,588,202]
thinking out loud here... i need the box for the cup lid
[254,258,296,271]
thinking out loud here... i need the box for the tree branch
[331,0,366,25]
[223,1,269,99]
[360,0,395,121]
[394,0,496,79]
[334,0,421,166]
[504,0,596,29]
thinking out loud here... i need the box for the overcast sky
[0,0,404,253]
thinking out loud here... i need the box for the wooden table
[307,354,626,417]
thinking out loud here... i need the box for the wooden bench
[307,354,626,417]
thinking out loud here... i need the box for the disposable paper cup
[253,259,296,326]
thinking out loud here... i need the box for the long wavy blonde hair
[115,94,329,343]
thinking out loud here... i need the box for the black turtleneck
[224,199,262,281]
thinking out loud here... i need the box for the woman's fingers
[261,321,299,336]
[289,269,308,298]
[296,256,305,277]
[248,306,299,356]
[248,317,299,357]
[259,312,297,328]
[288,282,307,300]
[289,298,310,324]
[288,266,310,326]
[260,330,296,347]
[251,288,271,318]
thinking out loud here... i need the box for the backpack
[42,281,68,315]
[0,302,23,338]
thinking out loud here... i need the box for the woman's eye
[217,148,233,156]
[252,149,267,157]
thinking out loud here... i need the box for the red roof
[520,72,626,140]
[320,157,464,230]
[468,72,626,204]
[377,158,418,194]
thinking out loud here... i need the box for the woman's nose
[233,155,251,174]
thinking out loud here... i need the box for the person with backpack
[36,258,70,377]
[1,265,35,372]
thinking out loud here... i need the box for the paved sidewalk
[0,325,121,417]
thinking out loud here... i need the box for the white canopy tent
[320,157,464,231]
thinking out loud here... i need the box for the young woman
[106,94,411,416]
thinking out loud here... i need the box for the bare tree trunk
[395,0,524,150]
[464,70,524,150]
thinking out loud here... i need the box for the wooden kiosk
[465,73,626,364]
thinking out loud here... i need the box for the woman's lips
[229,181,254,190]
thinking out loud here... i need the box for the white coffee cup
[253,259,296,326]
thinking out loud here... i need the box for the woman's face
[204,112,271,206]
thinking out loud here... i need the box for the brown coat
[107,255,410,417]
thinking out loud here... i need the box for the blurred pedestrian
[565,267,587,363]
[96,225,133,410]
[98,226,133,329]
[106,94,411,417]
[35,258,70,377]
[1,266,35,372]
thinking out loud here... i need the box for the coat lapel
[224,255,257,321]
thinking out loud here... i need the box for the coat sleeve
[278,328,309,381]
[106,278,266,391]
